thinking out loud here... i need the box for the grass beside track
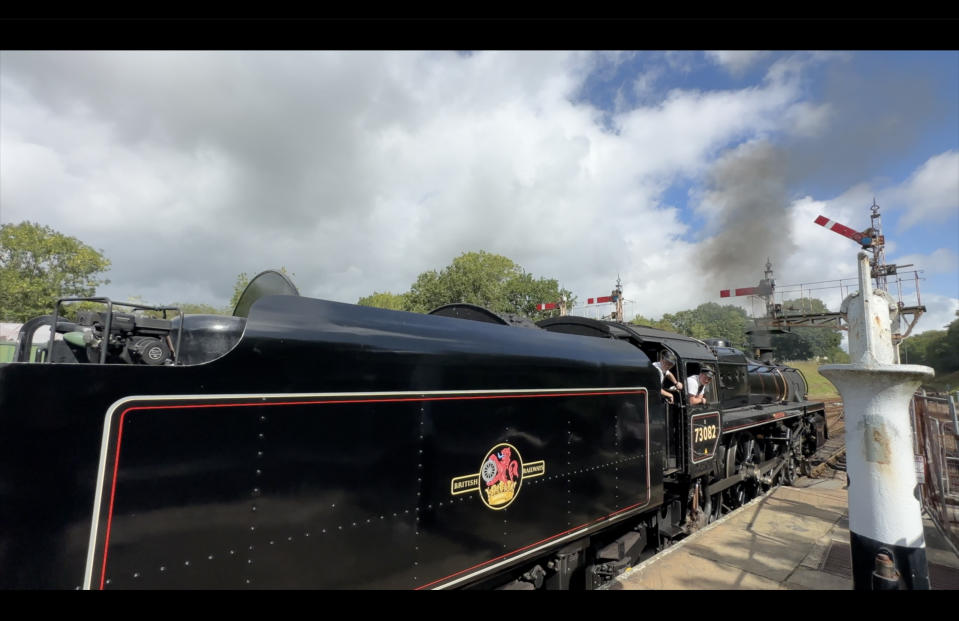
[785,360,839,400]
[788,361,958,400]
[922,369,959,397]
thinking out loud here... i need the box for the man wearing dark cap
[653,351,683,405]
[686,368,715,406]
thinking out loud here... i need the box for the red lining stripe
[415,501,647,590]
[97,389,647,589]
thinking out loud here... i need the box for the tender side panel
[89,389,650,589]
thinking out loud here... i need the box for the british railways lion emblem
[451,443,545,510]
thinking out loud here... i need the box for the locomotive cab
[682,360,719,407]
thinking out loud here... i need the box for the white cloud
[663,51,698,74]
[1,50,954,329]
[908,293,958,335]
[705,51,770,75]
[887,150,959,230]
[777,189,881,312]
[773,183,957,327]
[782,102,833,138]
[631,66,665,106]
[890,248,959,276]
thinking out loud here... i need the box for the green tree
[174,302,227,315]
[935,312,959,373]
[0,222,111,322]
[901,329,944,366]
[771,298,842,361]
[92,296,227,319]
[369,251,574,318]
[659,303,750,347]
[229,272,251,311]
[630,314,675,331]
[903,311,959,374]
[357,291,409,311]
[228,268,294,313]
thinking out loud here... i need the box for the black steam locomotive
[0,271,827,589]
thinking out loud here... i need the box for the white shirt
[686,374,708,398]
[653,362,666,386]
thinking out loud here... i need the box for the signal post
[819,251,933,589]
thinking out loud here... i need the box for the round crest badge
[449,443,545,510]
[479,443,523,509]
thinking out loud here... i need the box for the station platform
[610,469,959,590]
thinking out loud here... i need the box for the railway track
[808,397,846,478]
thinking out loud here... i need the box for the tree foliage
[771,298,843,361]
[358,251,574,319]
[652,303,750,347]
[0,222,112,322]
[357,291,409,311]
[633,298,846,362]
[176,302,227,315]
[229,272,251,311]
[902,311,959,374]
[228,268,294,313]
[629,314,675,332]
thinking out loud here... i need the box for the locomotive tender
[0,272,827,589]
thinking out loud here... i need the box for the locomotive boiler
[0,271,827,589]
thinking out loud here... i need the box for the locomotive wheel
[707,493,723,523]
[694,489,723,528]
[724,483,746,510]
[782,454,798,486]
[736,436,759,469]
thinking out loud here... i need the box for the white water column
[819,251,934,589]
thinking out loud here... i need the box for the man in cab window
[687,368,715,406]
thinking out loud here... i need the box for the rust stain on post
[870,427,891,464]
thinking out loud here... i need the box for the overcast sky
[1,51,957,334]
